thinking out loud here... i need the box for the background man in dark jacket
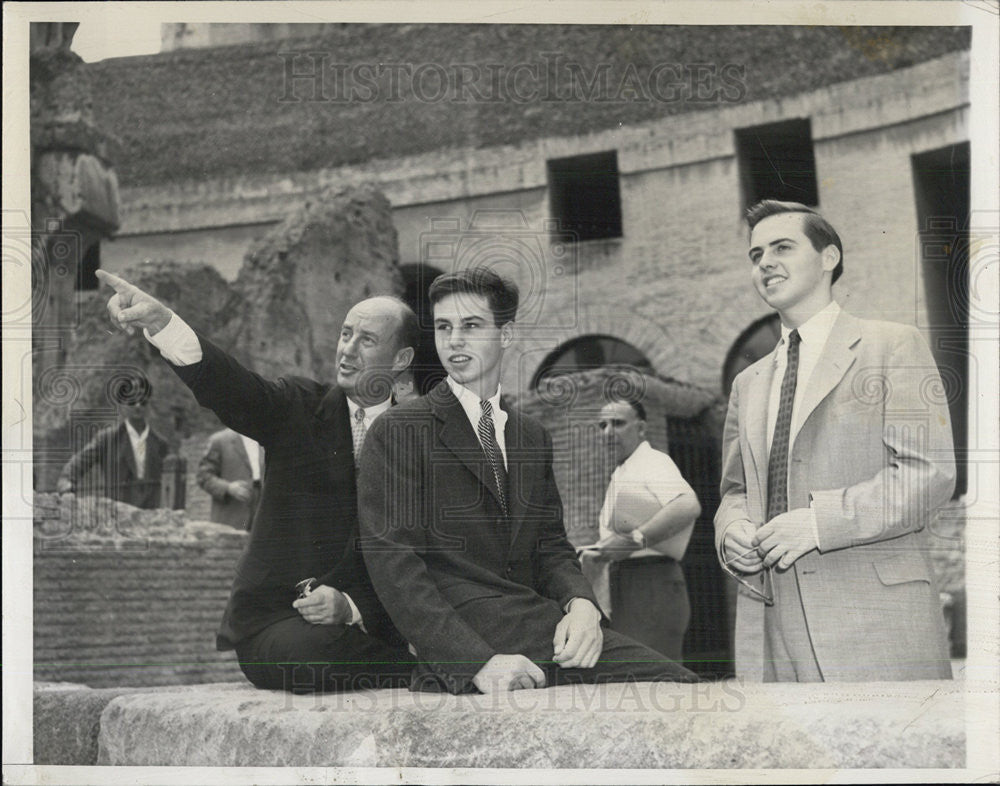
[57,374,168,510]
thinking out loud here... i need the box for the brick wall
[34,493,247,687]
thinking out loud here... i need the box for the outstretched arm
[96,270,289,443]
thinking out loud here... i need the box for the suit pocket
[873,554,931,586]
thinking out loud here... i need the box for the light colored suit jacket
[715,310,955,681]
[196,428,262,530]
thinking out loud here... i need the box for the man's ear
[821,245,841,275]
[500,321,515,348]
[393,345,415,372]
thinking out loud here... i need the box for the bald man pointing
[97,270,418,692]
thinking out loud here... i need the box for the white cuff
[807,502,820,552]
[342,592,364,629]
[145,313,202,366]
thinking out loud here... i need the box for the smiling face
[748,212,839,327]
[598,401,646,466]
[433,292,513,400]
[335,297,412,406]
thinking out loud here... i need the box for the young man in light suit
[358,267,698,694]
[716,200,956,682]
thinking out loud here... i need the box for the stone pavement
[35,678,963,768]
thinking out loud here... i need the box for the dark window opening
[400,263,448,395]
[912,142,970,498]
[77,243,100,291]
[735,119,819,209]
[532,335,651,389]
[721,313,782,396]
[547,151,623,242]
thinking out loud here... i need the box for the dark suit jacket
[358,381,600,694]
[59,422,168,509]
[196,428,262,531]
[170,335,401,651]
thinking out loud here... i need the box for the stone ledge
[64,680,965,768]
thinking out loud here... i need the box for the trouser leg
[609,558,690,662]
[763,565,822,682]
[235,616,415,693]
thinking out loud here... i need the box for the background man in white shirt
[716,200,956,682]
[95,269,418,692]
[581,395,701,661]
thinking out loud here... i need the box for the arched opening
[400,263,447,395]
[721,313,781,396]
[532,334,654,390]
[77,242,100,291]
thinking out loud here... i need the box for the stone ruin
[33,183,405,492]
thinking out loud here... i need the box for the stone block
[33,682,247,765]
[95,679,962,768]
[229,183,402,382]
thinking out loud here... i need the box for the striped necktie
[351,407,367,467]
[478,399,509,517]
[766,329,801,520]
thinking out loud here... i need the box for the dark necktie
[478,399,509,517]
[766,329,801,521]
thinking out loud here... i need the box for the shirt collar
[778,300,841,353]
[346,396,393,422]
[446,376,503,422]
[124,420,149,443]
[615,439,651,472]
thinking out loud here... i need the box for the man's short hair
[746,200,844,284]
[428,267,519,328]
[607,393,646,422]
[110,373,152,406]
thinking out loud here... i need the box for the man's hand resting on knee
[552,597,603,669]
[292,585,352,625]
[472,654,547,693]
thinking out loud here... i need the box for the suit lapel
[744,357,775,503]
[502,408,538,548]
[430,382,506,513]
[313,385,353,452]
[793,310,860,443]
[118,423,139,479]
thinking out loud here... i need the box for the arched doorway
[400,263,447,395]
[721,313,781,396]
[531,334,655,389]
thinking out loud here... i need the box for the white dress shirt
[766,300,841,456]
[124,420,150,479]
[764,300,840,545]
[597,440,695,560]
[445,376,508,469]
